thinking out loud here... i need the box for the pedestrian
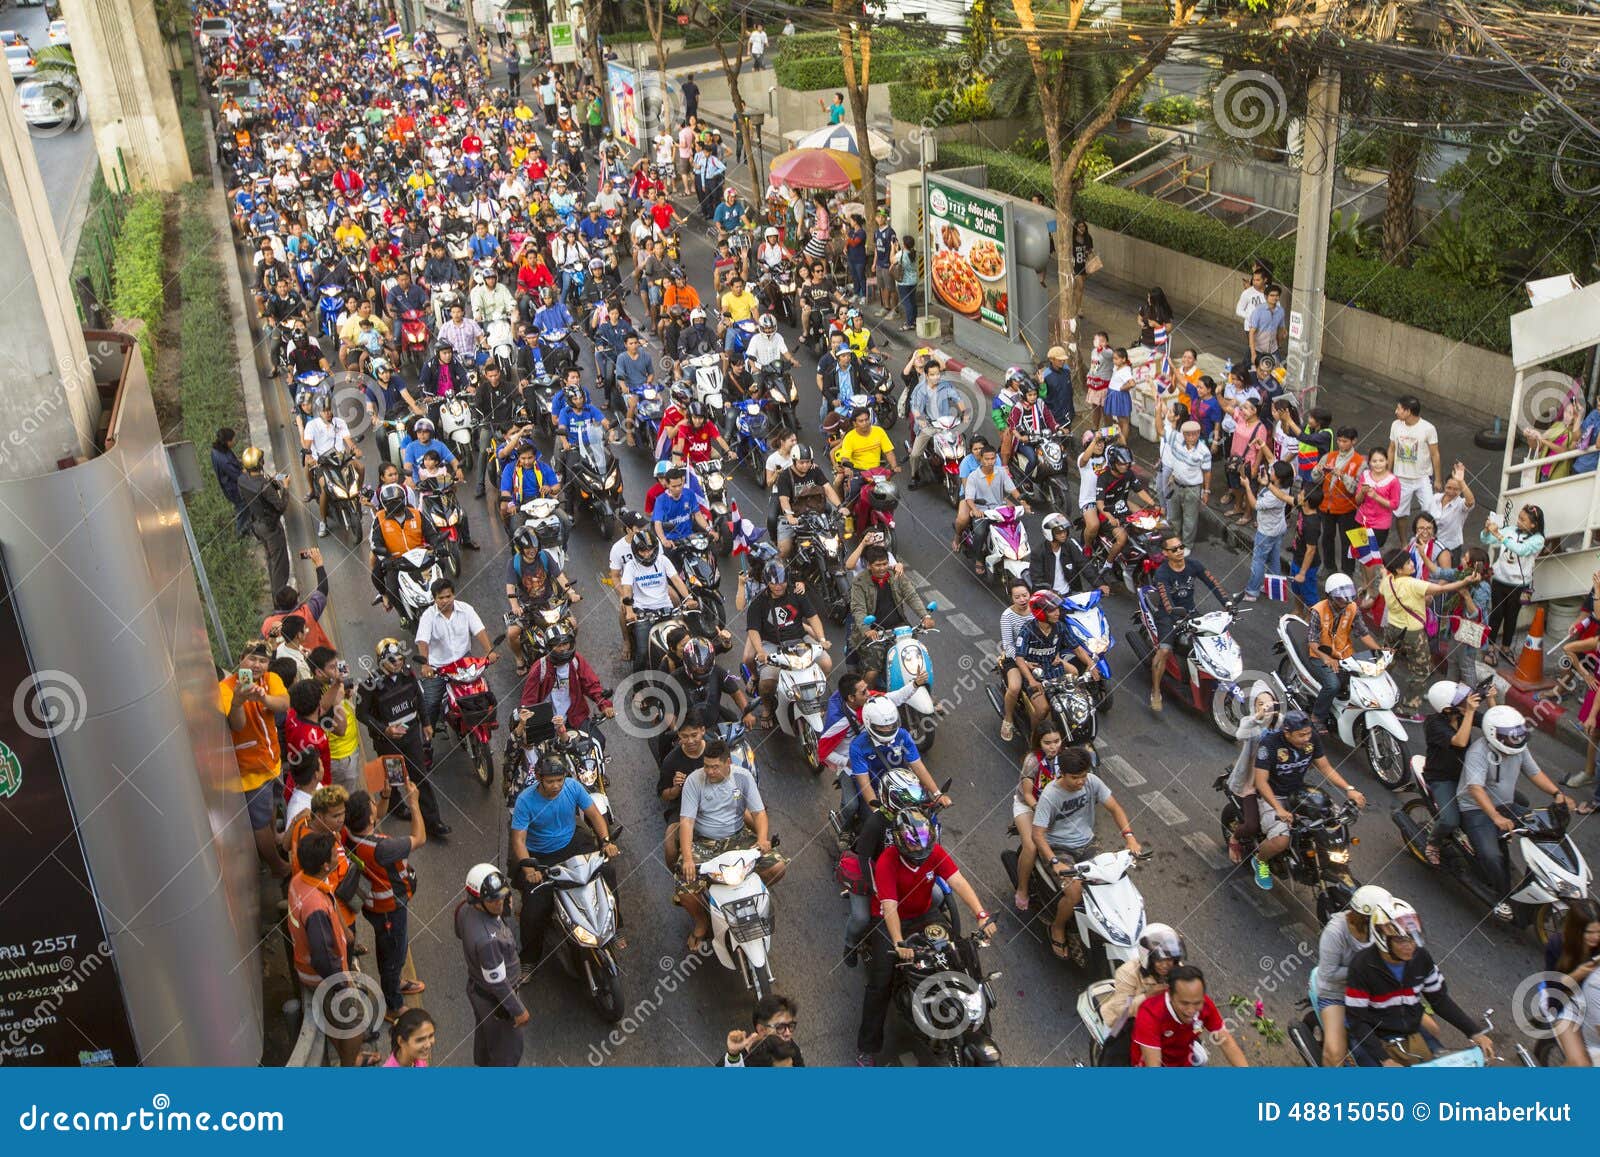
[1163,420,1212,548]
[455,864,528,1066]
[584,88,604,148]
[1353,446,1400,598]
[1288,484,1324,616]
[844,214,869,301]
[1425,462,1476,555]
[237,446,292,594]
[1387,395,1441,544]
[345,787,428,1022]
[1234,266,1268,370]
[507,51,521,99]
[309,646,363,794]
[287,830,364,1067]
[1246,284,1287,366]
[1315,426,1364,576]
[872,209,896,314]
[1480,504,1545,667]
[1379,550,1477,719]
[821,91,845,125]
[749,22,769,71]
[493,10,509,52]
[1038,344,1074,426]
[679,73,699,122]
[211,426,247,537]
[702,144,727,220]
[261,545,333,652]
[539,70,558,125]
[220,639,291,879]
[380,1008,435,1067]
[1240,460,1294,601]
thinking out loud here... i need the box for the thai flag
[1152,321,1169,348]
[383,22,403,40]
[1264,574,1289,601]
[360,52,378,66]
[1346,526,1382,568]
[816,714,854,768]
[729,500,760,556]
[1158,345,1172,386]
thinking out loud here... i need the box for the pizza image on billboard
[924,177,1010,335]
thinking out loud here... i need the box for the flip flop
[400,979,426,995]
[686,929,708,953]
[1424,843,1442,865]
[1013,891,1029,911]
[1576,802,1598,816]
[1050,935,1070,960]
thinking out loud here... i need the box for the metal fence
[73,149,133,326]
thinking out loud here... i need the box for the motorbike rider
[842,768,931,967]
[1003,375,1059,483]
[1305,572,1382,730]
[456,864,528,1066]
[1096,445,1160,567]
[555,383,620,479]
[1420,679,1491,866]
[855,810,996,1066]
[1458,705,1573,920]
[470,266,515,328]
[1015,591,1097,729]
[745,560,834,721]
[1250,709,1369,889]
[672,399,734,466]
[1102,923,1186,1028]
[262,277,309,373]
[354,637,449,838]
[1342,896,1494,1066]
[515,625,615,746]
[678,307,718,359]
[370,482,448,612]
[820,671,926,784]
[384,266,431,335]
[745,311,799,378]
[1314,884,1395,1066]
[1132,964,1249,1067]
[509,754,619,983]
[301,393,362,539]
[847,545,932,685]
[619,529,698,660]
[1011,721,1069,911]
[1030,745,1141,959]
[653,636,755,760]
[1030,512,1110,597]
[504,525,581,664]
[954,442,1027,573]
[844,696,951,830]
[498,439,563,527]
[905,359,970,490]
[1148,533,1230,712]
[996,579,1035,742]
[652,466,719,563]
[775,446,843,560]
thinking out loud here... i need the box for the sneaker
[1149,690,1163,712]
[316,521,328,537]
[855,1052,876,1067]
[1567,770,1596,789]
[843,945,858,969]
[999,719,1014,741]
[1493,901,1514,922]
[1241,592,1260,602]
[1251,855,1274,890]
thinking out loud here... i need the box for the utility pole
[1284,11,1341,407]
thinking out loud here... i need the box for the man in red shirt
[649,189,676,235]
[855,810,996,1065]
[1131,965,1249,1067]
[672,400,732,466]
[283,679,332,800]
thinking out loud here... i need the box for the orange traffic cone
[1507,605,1556,693]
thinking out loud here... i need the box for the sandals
[686,928,708,953]
[1576,802,1598,816]
[1424,843,1442,866]
[400,979,426,996]
[1050,935,1071,960]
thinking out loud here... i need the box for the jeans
[847,258,868,300]
[1459,807,1511,897]
[364,906,410,1013]
[898,283,916,327]
[1310,663,1344,724]
[1246,530,1285,596]
[838,767,864,830]
[1427,779,1461,845]
[845,891,871,955]
[419,673,446,729]
[1489,579,1527,651]
[1166,483,1201,547]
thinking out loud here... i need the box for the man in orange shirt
[1317,425,1365,578]
[220,639,291,877]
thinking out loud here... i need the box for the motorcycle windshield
[571,421,611,473]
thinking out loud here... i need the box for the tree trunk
[1381,130,1422,265]
[836,5,877,227]
[711,13,762,201]
[642,0,669,78]
[579,0,606,92]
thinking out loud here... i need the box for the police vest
[379,509,426,556]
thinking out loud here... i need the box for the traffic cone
[1507,605,1556,693]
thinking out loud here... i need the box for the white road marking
[1100,753,1146,788]
[946,612,985,638]
[1182,830,1232,871]
[1137,790,1189,827]
[922,589,951,612]
[904,569,927,586]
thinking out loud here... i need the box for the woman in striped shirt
[997,578,1033,741]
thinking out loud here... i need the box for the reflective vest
[287,816,358,927]
[261,606,333,653]
[1313,598,1360,661]
[347,831,413,914]
[287,871,349,989]
[378,508,426,556]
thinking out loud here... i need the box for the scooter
[515,496,569,568]
[1016,427,1075,514]
[439,392,477,474]
[693,845,777,1000]
[390,547,445,631]
[1087,506,1168,597]
[699,457,732,537]
[315,449,365,539]
[759,639,829,773]
[317,282,345,336]
[909,415,966,508]
[683,352,727,432]
[1394,781,1592,942]
[1000,845,1151,978]
[521,850,626,1023]
[671,531,725,633]
[563,419,624,539]
[862,352,897,431]
[961,505,1031,592]
[787,511,852,625]
[756,362,799,435]
[1132,587,1251,738]
[731,397,772,482]
[867,605,940,751]
[1216,780,1360,924]
[1276,616,1410,789]
[1061,589,1116,710]
[438,656,498,787]
[418,477,464,578]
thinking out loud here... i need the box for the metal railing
[73,149,134,325]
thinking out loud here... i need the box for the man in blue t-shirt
[843,698,950,828]
[509,760,619,972]
[651,468,713,548]
[401,420,463,484]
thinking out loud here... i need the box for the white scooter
[392,546,445,630]
[867,603,940,752]
[697,846,776,999]
[965,504,1031,591]
[763,639,830,772]
[516,495,569,570]
[531,851,625,1024]
[1003,846,1150,977]
[439,392,477,473]
[1275,615,1409,787]
[682,351,728,432]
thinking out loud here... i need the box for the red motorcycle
[439,657,498,787]
[399,308,431,373]
[850,471,899,552]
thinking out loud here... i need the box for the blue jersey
[560,404,606,435]
[535,303,574,333]
[499,460,557,500]
[848,728,920,786]
[652,488,701,541]
[510,777,594,853]
[578,215,609,244]
[402,438,457,480]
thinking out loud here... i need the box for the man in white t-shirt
[1424,462,1475,552]
[619,531,693,659]
[744,318,795,372]
[653,131,675,169]
[1387,394,1441,541]
[413,579,498,724]
[301,394,361,537]
[749,23,769,70]
[1234,267,1267,368]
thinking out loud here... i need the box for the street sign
[1289,309,1304,341]
[549,20,576,63]
[924,175,1014,338]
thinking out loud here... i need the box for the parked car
[6,43,37,79]
[46,20,68,47]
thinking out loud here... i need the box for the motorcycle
[315,448,364,539]
[418,477,463,578]
[991,671,1102,752]
[518,849,626,1023]
[317,282,345,336]
[1132,589,1251,738]
[1275,616,1409,789]
[439,391,477,474]
[866,609,941,752]
[699,457,732,538]
[438,656,498,787]
[1061,590,1116,707]
[514,496,569,566]
[960,505,1031,591]
[1001,845,1151,978]
[376,413,408,469]
[633,384,666,453]
[672,531,725,633]
[724,319,757,368]
[788,511,852,625]
[536,327,577,381]
[390,547,445,631]
[1016,427,1075,513]
[505,599,577,671]
[682,352,728,434]
[562,419,624,539]
[691,844,777,1000]
[760,639,830,773]
[1078,506,1167,597]
[731,398,772,482]
[1394,783,1592,942]
[892,928,1003,1067]
[755,262,797,327]
[861,352,897,431]
[1216,781,1360,924]
[910,415,966,508]
[755,361,799,434]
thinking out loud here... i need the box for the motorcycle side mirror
[940,777,954,793]
[861,615,876,626]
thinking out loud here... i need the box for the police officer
[356,638,451,838]
[238,446,293,593]
[455,863,528,1066]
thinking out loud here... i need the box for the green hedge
[889,83,992,126]
[774,50,920,92]
[775,27,940,62]
[108,193,166,370]
[176,184,264,658]
[934,142,1514,354]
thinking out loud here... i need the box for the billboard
[924,175,1013,337]
[606,61,638,149]
[549,20,577,64]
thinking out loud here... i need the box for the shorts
[676,155,692,175]
[1258,797,1291,841]
[668,824,785,873]
[776,519,798,546]
[1012,798,1034,821]
[1152,613,1178,647]
[1077,473,1100,510]
[329,752,363,794]
[1085,376,1109,405]
[242,780,278,831]
[1396,475,1433,517]
[1103,388,1132,420]
[1048,840,1099,866]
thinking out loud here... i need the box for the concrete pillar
[0,66,99,480]
[57,0,192,192]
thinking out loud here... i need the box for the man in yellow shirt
[719,274,760,327]
[833,406,898,473]
[332,214,368,251]
[219,639,291,878]
[310,645,364,795]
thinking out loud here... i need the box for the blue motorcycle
[731,398,771,481]
[1061,589,1115,712]
[316,283,346,337]
[634,385,665,453]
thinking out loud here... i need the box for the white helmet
[1137,923,1185,971]
[1347,883,1397,922]
[1426,680,1470,714]
[464,862,510,902]
[1372,896,1425,948]
[1324,572,1356,606]
[1042,512,1069,533]
[689,307,706,322]
[862,697,901,745]
[1482,704,1529,755]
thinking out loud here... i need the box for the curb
[933,352,999,399]
[202,114,268,453]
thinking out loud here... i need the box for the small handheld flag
[383,22,403,40]
[728,500,760,556]
[1264,574,1290,601]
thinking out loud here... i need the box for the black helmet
[892,809,935,865]
[630,529,659,563]
[681,638,715,683]
[792,444,815,463]
[1106,446,1132,470]
[565,383,587,408]
[512,525,538,553]
[379,482,407,519]
[867,480,900,512]
[687,399,708,422]
[544,624,575,664]
[762,560,788,586]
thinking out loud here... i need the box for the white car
[0,30,28,48]
[17,80,78,130]
[197,17,234,47]
[5,43,36,78]
[46,20,69,47]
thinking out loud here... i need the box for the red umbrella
[768,147,862,191]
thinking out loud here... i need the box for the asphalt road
[5,3,98,255]
[237,185,1600,1069]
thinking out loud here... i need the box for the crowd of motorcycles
[205,4,1591,1068]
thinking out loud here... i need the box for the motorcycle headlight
[820,535,838,553]
[1069,698,1090,724]
[708,472,725,489]
[571,925,600,947]
[1555,879,1585,899]
[1354,689,1381,709]
[1086,638,1108,655]
[576,766,599,787]
[1326,848,1351,864]
[1101,920,1134,947]
[963,990,987,1025]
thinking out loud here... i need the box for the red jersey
[282,709,331,800]
[1131,991,1223,1067]
[677,421,721,464]
[461,133,483,155]
[650,202,676,233]
[871,844,959,919]
[525,156,548,183]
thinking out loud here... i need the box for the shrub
[108,193,166,369]
[889,80,995,126]
[774,51,920,91]
[933,142,1514,353]
[1141,93,1202,126]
